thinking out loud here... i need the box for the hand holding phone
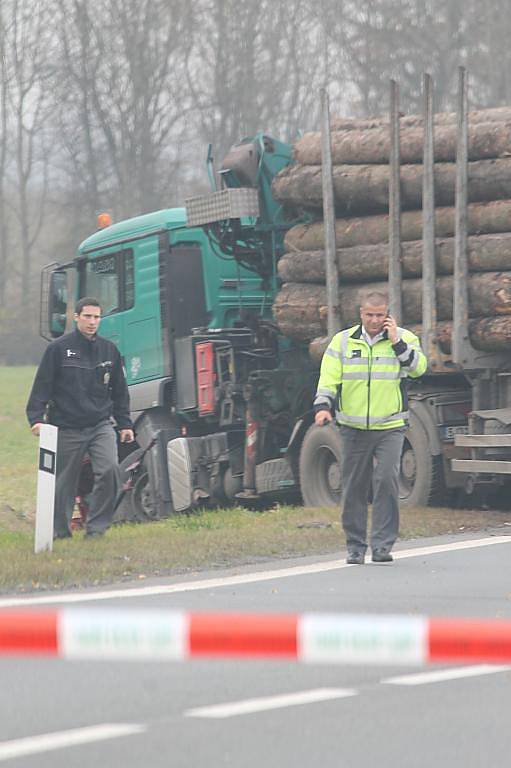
[383,314,399,343]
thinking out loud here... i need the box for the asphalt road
[1,529,511,767]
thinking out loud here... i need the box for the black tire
[299,423,343,507]
[112,448,144,523]
[399,416,445,507]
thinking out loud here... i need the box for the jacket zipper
[366,343,372,429]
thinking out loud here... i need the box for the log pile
[271,108,511,362]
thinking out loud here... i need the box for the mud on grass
[0,503,510,594]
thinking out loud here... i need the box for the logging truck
[40,79,511,519]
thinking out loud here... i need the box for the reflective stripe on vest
[336,409,409,426]
[342,370,401,381]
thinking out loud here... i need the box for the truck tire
[255,458,297,495]
[399,416,445,507]
[299,423,343,508]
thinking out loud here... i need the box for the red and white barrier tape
[1,609,511,665]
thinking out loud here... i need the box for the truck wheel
[400,417,444,507]
[299,424,343,507]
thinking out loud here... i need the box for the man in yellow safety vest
[313,291,427,564]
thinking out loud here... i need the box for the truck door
[164,242,209,338]
[122,235,164,384]
[81,236,165,384]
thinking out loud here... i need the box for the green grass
[1,502,509,594]
[0,367,38,519]
[0,365,510,594]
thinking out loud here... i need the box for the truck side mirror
[48,271,67,338]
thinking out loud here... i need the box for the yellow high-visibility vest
[314,324,427,430]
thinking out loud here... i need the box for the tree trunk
[284,199,511,251]
[330,107,511,132]
[308,315,511,364]
[273,272,511,338]
[274,157,511,215]
[294,121,511,166]
[277,233,511,284]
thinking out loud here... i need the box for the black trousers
[339,425,406,553]
[54,421,120,536]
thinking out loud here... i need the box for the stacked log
[330,107,511,132]
[271,108,511,359]
[273,159,511,215]
[278,233,511,284]
[284,199,511,252]
[294,122,511,166]
[273,272,511,341]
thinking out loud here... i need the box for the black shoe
[372,549,393,563]
[346,551,365,565]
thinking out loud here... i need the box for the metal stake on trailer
[388,79,403,321]
[320,87,341,337]
[453,66,470,368]
[422,73,438,367]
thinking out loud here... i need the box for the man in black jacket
[26,297,134,538]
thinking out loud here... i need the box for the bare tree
[467,0,511,107]
[4,0,54,309]
[314,0,473,115]
[53,0,195,223]
[0,8,10,307]
[188,0,325,167]
[54,0,102,222]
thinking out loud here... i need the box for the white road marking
[0,535,510,608]
[184,687,356,718]
[0,723,146,762]
[382,664,511,686]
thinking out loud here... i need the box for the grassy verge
[1,503,509,593]
[1,365,510,594]
[0,366,38,518]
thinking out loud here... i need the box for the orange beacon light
[97,212,112,229]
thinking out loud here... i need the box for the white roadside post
[34,424,58,553]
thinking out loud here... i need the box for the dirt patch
[398,504,511,538]
[0,504,33,533]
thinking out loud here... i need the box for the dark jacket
[26,329,132,430]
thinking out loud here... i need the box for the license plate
[441,425,469,440]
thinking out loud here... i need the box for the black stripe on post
[39,448,56,475]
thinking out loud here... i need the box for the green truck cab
[42,134,320,520]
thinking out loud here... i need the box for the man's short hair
[75,297,102,315]
[360,291,389,308]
